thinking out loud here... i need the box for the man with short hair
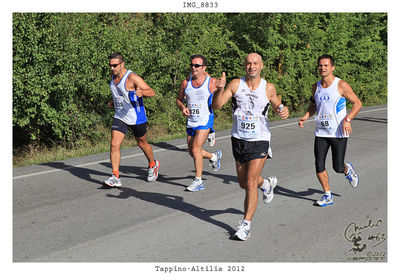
[298,54,362,206]
[104,52,160,187]
[212,53,289,240]
[176,54,222,192]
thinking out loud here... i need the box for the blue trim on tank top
[190,75,209,90]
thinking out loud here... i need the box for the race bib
[315,114,334,133]
[237,115,261,139]
[188,103,202,122]
[114,97,125,111]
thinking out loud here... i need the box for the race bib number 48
[315,114,334,133]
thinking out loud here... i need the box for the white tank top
[231,77,271,142]
[184,76,214,129]
[109,70,147,125]
[314,77,347,138]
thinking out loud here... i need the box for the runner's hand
[278,106,289,119]
[343,120,352,136]
[135,87,143,97]
[108,100,114,108]
[298,116,307,127]
[182,107,190,117]
[216,72,226,91]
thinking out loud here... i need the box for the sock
[344,163,350,176]
[149,160,156,168]
[325,191,332,197]
[260,178,271,190]
[210,153,217,162]
[195,177,202,182]
[243,220,251,227]
[112,170,119,179]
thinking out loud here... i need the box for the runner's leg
[110,130,125,175]
[136,134,155,164]
[191,129,211,178]
[236,157,267,221]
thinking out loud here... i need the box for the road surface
[13,105,387,265]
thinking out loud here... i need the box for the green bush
[13,13,387,150]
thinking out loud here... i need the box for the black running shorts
[111,118,147,138]
[231,137,270,164]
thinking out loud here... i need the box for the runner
[176,54,223,192]
[298,54,362,206]
[187,71,216,147]
[104,52,160,187]
[212,53,289,240]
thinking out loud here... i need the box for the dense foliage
[13,13,387,149]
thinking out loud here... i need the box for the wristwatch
[344,117,351,123]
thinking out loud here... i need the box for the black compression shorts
[111,118,147,138]
[314,136,347,174]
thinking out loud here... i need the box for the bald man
[212,53,289,240]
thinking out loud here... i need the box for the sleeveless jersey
[184,75,214,129]
[314,77,347,138]
[231,77,271,142]
[109,70,147,125]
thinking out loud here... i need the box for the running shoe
[233,221,251,241]
[104,175,122,187]
[345,162,359,188]
[262,176,277,204]
[315,194,333,207]
[147,160,160,182]
[210,150,222,171]
[207,132,216,147]
[186,178,205,192]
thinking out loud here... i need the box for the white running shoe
[104,175,122,187]
[209,150,222,171]
[233,221,251,241]
[207,132,216,147]
[147,160,160,182]
[186,178,205,192]
[315,194,333,207]
[262,176,277,204]
[345,162,359,188]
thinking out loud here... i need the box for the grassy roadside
[12,102,384,168]
[12,115,232,168]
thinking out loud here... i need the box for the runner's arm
[338,80,362,135]
[176,80,190,117]
[338,80,362,121]
[212,78,238,111]
[298,84,317,127]
[266,83,289,119]
[128,73,155,97]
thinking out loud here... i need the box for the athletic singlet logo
[320,93,330,103]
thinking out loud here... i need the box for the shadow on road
[274,185,341,202]
[40,162,115,185]
[40,160,237,190]
[105,187,242,237]
[353,116,387,124]
[202,170,238,185]
[152,141,188,152]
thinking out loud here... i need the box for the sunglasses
[189,63,205,68]
[109,62,122,68]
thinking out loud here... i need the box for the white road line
[13,107,387,180]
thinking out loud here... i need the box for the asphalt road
[13,105,387,264]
